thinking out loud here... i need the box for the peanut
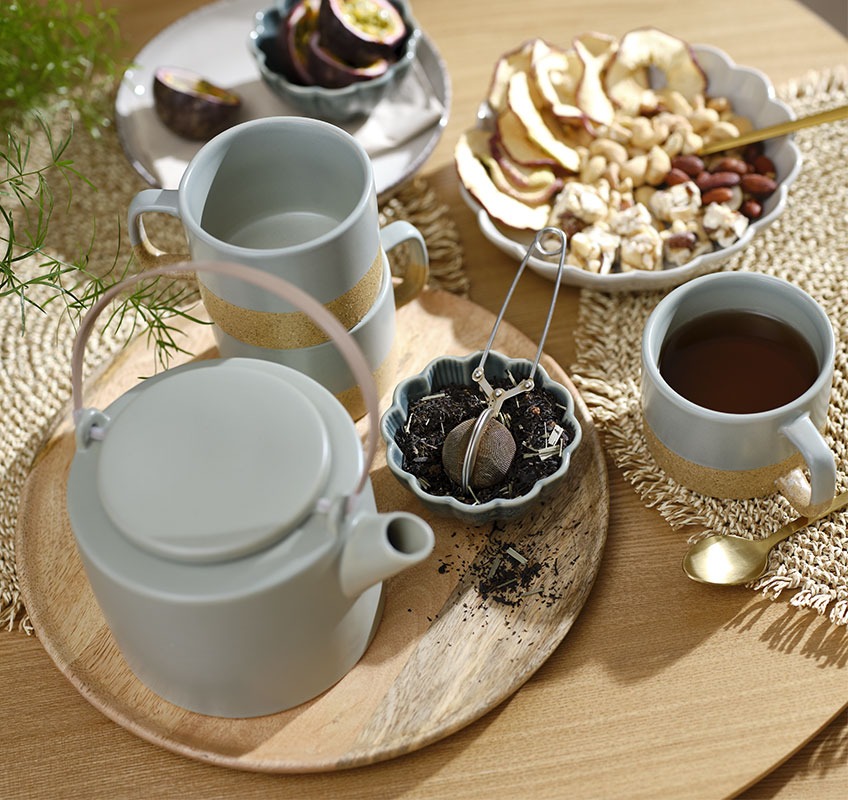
[666,231,697,249]
[743,142,765,162]
[696,171,741,192]
[711,157,748,175]
[671,154,704,177]
[701,187,734,205]
[740,173,777,198]
[740,198,763,219]
[664,167,691,186]
[752,154,777,177]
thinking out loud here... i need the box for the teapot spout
[339,511,434,599]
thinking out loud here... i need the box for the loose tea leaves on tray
[395,380,575,504]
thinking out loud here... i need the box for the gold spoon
[682,491,848,585]
[699,104,848,155]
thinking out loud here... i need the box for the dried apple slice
[507,71,580,172]
[530,41,584,121]
[495,110,559,167]
[573,32,616,126]
[604,27,707,114]
[486,40,535,113]
[468,137,562,206]
[455,132,551,230]
[465,129,561,205]
[490,135,561,190]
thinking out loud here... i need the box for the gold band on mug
[643,422,804,499]
[199,250,383,349]
[335,346,397,421]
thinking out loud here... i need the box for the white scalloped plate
[462,44,802,292]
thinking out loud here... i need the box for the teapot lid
[96,362,331,563]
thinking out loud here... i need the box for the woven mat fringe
[0,133,466,633]
[381,177,470,297]
[572,66,848,627]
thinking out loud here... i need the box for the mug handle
[127,189,193,274]
[71,260,379,512]
[775,412,836,516]
[380,220,429,308]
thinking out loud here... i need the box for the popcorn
[568,225,620,274]
[609,203,654,237]
[702,203,749,247]
[619,227,663,271]
[649,181,702,224]
[553,181,609,224]
[661,223,712,266]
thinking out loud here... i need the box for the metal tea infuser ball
[441,227,568,491]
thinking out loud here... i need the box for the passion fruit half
[275,0,318,85]
[306,32,390,88]
[317,0,407,67]
[153,67,241,141]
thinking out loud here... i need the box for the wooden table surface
[2,1,847,798]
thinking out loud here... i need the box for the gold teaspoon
[699,104,848,155]
[682,491,848,586]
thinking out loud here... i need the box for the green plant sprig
[1,1,205,367]
[0,1,121,133]
[1,118,84,319]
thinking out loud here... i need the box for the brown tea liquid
[658,310,819,414]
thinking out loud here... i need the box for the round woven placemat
[572,67,848,626]
[0,121,465,633]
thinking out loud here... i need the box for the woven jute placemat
[571,67,848,626]
[0,120,466,633]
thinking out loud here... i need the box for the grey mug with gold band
[128,117,428,418]
[641,271,836,517]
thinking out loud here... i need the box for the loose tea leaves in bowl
[394,379,575,504]
[381,350,583,525]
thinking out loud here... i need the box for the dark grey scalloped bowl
[380,351,583,525]
[249,1,420,122]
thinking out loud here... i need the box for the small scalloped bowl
[380,351,583,525]
[464,43,802,292]
[249,1,420,122]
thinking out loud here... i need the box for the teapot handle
[71,260,380,503]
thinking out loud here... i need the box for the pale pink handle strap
[71,260,380,500]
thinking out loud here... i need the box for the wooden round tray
[16,290,609,772]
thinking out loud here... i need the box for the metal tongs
[458,227,568,491]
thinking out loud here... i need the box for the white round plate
[115,0,450,198]
[462,44,801,292]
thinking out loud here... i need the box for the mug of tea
[127,117,428,416]
[641,271,836,516]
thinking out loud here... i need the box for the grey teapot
[67,261,434,718]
